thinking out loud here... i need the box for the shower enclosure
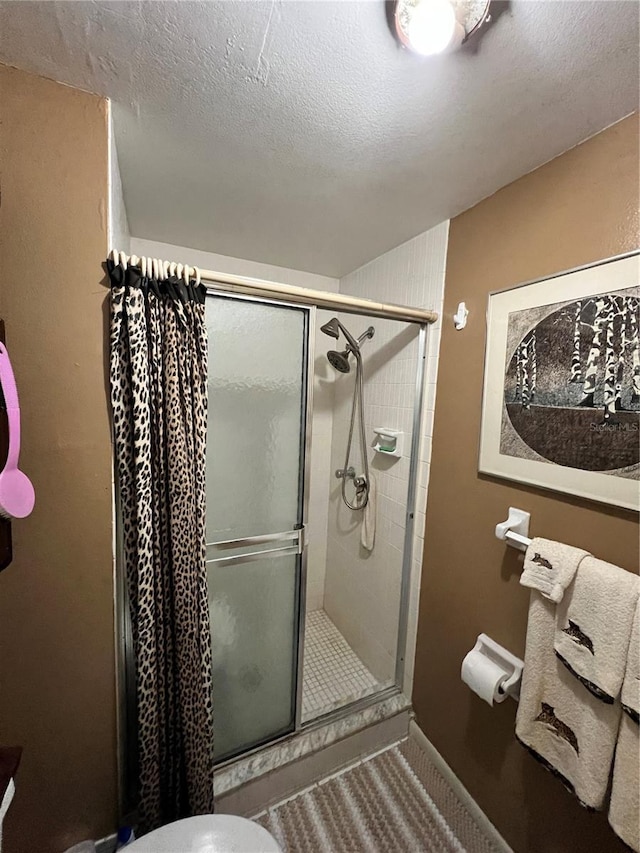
[203,291,428,765]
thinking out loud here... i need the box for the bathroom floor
[302,610,381,722]
[255,737,501,853]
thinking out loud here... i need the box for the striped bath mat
[255,739,501,852]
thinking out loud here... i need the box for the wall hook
[453,302,469,330]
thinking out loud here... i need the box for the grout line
[301,610,380,721]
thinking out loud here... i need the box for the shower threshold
[214,688,410,801]
[301,610,382,722]
[213,611,405,799]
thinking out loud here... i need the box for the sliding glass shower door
[205,293,309,763]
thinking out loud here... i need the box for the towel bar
[495,508,532,552]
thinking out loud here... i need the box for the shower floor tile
[302,609,380,722]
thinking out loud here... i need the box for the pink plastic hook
[0,343,35,519]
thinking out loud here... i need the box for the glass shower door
[205,293,309,763]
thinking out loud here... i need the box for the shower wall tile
[306,310,341,610]
[324,221,449,697]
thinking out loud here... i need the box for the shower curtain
[107,260,214,830]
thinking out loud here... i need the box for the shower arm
[334,319,360,353]
[342,330,374,366]
[352,327,375,351]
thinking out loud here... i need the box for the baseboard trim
[409,720,513,853]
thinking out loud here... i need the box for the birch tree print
[502,285,640,475]
[513,331,536,410]
[630,297,640,405]
[615,296,627,412]
[575,295,637,420]
[602,298,617,421]
[570,301,582,383]
[578,296,608,408]
[530,331,537,404]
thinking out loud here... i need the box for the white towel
[520,537,590,604]
[609,714,640,852]
[516,591,621,809]
[361,474,376,551]
[620,599,640,723]
[554,559,639,703]
[609,601,640,852]
[0,778,15,853]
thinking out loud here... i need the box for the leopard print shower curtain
[107,260,214,831]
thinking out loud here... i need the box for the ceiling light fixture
[395,0,492,57]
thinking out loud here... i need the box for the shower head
[320,317,359,352]
[320,318,340,340]
[323,320,375,373]
[320,318,374,352]
[327,350,352,374]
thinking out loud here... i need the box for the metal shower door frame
[207,300,430,761]
[395,323,428,691]
[203,289,315,761]
[202,292,430,749]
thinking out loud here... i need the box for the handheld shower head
[327,350,351,373]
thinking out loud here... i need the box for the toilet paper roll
[461,649,509,706]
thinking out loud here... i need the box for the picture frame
[479,251,640,512]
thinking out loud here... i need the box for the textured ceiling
[0,1,637,276]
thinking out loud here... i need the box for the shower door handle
[206,526,307,567]
[206,544,301,568]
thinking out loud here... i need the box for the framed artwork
[479,252,640,511]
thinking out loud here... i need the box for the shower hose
[341,352,370,511]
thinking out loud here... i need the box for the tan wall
[0,65,116,852]
[413,114,640,853]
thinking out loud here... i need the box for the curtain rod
[110,251,439,325]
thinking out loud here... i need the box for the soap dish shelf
[372,428,404,459]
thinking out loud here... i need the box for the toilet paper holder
[466,633,524,702]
